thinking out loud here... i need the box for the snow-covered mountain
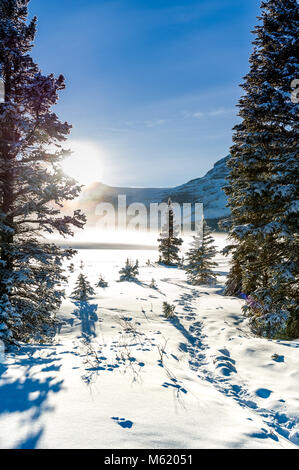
[76,156,230,229]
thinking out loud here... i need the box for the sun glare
[61,140,104,186]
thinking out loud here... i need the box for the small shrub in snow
[96,275,109,288]
[163,302,175,319]
[157,338,168,365]
[150,278,158,289]
[71,274,95,302]
[119,259,139,282]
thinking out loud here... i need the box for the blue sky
[29,0,261,187]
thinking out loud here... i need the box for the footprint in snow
[216,364,237,377]
[179,342,188,353]
[271,354,284,363]
[162,382,188,394]
[255,388,272,399]
[214,352,237,376]
[214,355,235,365]
[218,348,230,357]
[111,417,134,429]
[249,429,278,442]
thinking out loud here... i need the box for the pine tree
[150,278,158,289]
[0,1,85,344]
[119,259,139,282]
[158,198,183,266]
[223,250,243,297]
[71,273,95,302]
[96,274,108,288]
[185,221,218,285]
[222,240,258,296]
[224,0,299,338]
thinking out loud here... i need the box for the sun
[61,140,104,186]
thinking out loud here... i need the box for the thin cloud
[188,108,235,119]
[124,119,167,129]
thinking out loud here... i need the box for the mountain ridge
[75,155,231,229]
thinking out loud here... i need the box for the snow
[0,234,298,449]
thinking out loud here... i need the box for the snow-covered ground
[0,234,298,449]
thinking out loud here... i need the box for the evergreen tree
[158,198,183,266]
[163,302,175,319]
[71,273,95,302]
[224,0,299,338]
[150,278,158,289]
[223,249,243,297]
[185,221,218,285]
[222,240,258,296]
[0,1,85,344]
[119,259,139,282]
[96,274,108,288]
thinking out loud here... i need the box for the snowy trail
[0,241,298,449]
[163,278,299,446]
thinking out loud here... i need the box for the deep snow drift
[0,234,298,449]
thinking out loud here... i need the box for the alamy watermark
[95,196,204,239]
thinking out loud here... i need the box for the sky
[29,0,261,187]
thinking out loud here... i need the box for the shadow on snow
[72,301,99,342]
[0,345,64,449]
